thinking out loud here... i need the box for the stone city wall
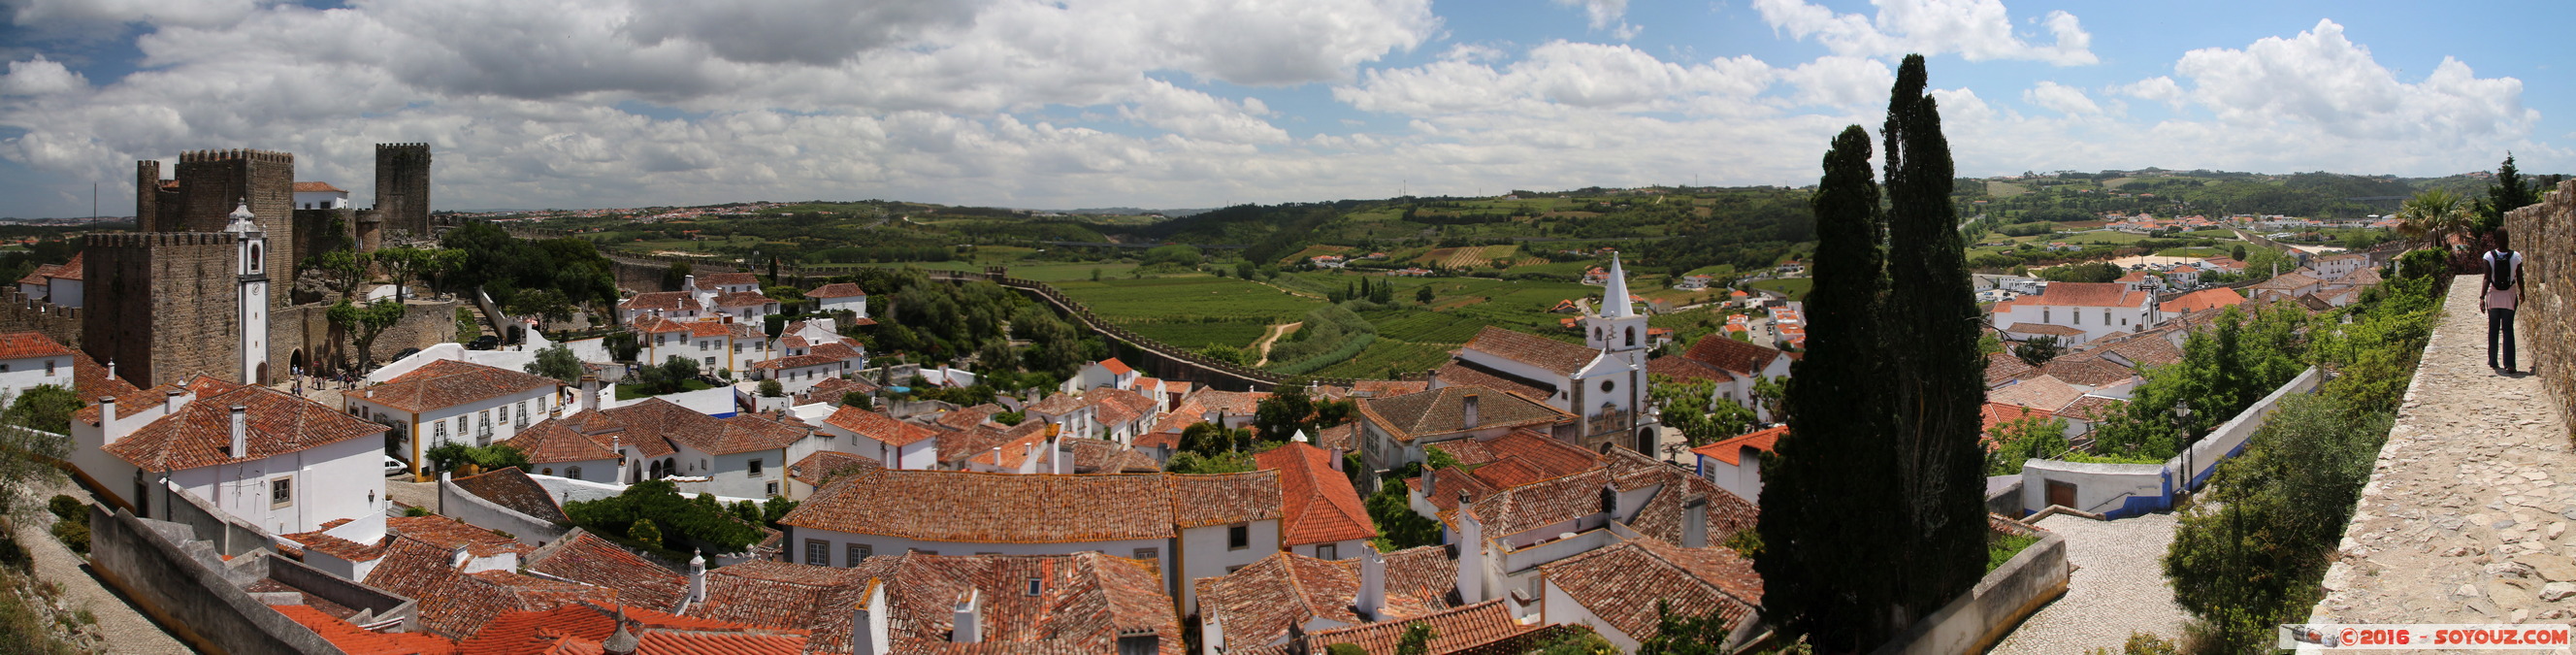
[291,298,458,373]
[87,507,345,655]
[0,285,81,348]
[2504,180,2575,437]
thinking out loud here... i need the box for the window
[705,356,716,368]
[1227,524,1250,550]
[766,481,779,496]
[1599,379,1614,393]
[805,540,830,566]
[2073,311,2081,325]
[1026,578,1042,596]
[1226,565,1244,574]
[515,402,528,428]
[1132,547,1158,564]
[44,359,53,376]
[1316,543,1337,560]
[434,420,448,444]
[2042,308,2051,323]
[567,466,582,478]
[2103,309,2111,324]
[269,476,292,508]
[541,468,552,475]
[749,458,765,475]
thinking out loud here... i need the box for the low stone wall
[440,476,571,545]
[262,556,416,625]
[0,285,82,348]
[291,297,459,373]
[2503,180,2575,437]
[152,477,275,558]
[87,507,342,655]
[1871,516,2071,655]
[2020,367,2321,517]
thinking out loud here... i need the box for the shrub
[49,520,86,555]
[758,379,783,398]
[45,496,81,523]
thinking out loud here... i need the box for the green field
[2155,246,2226,257]
[1308,340,1458,379]
[1119,319,1271,350]
[1055,275,1322,322]
[1747,278,1811,300]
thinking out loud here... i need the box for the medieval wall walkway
[1989,512,2189,653]
[2314,276,2574,624]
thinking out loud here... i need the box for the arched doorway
[290,348,306,374]
[1637,427,1657,455]
[256,362,271,386]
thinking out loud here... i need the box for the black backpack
[2492,249,2518,291]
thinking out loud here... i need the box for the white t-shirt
[2486,249,2524,311]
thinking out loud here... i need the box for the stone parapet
[2503,180,2575,436]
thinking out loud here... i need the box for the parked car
[383,456,408,475]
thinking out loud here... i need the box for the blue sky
[0,0,2563,216]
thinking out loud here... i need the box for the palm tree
[2396,188,2475,250]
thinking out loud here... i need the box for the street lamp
[2173,400,2195,493]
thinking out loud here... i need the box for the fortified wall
[82,233,244,388]
[0,285,81,348]
[2503,180,2576,435]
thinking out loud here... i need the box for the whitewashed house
[1646,336,1792,422]
[342,359,564,477]
[805,282,869,318]
[1689,425,1782,503]
[1988,281,2159,346]
[1355,385,1575,472]
[1431,255,1658,453]
[0,332,77,403]
[292,181,350,210]
[818,405,943,471]
[70,377,391,540]
[503,394,817,496]
[1063,358,1141,394]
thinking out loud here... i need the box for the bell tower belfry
[226,203,273,384]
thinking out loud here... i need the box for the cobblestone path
[2314,276,2574,625]
[11,476,189,654]
[1989,512,2190,653]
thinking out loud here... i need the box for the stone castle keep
[0,145,462,388]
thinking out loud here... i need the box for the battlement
[178,148,293,165]
[84,232,240,248]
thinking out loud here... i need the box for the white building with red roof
[1989,281,2160,346]
[816,405,944,470]
[291,180,349,210]
[0,331,76,403]
[1431,254,1657,454]
[69,376,392,540]
[1065,357,1141,394]
[1690,424,1783,503]
[342,359,567,476]
[1646,335,1792,422]
[1254,439,1374,561]
[12,252,82,308]
[803,281,869,318]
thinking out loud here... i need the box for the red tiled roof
[1462,326,1597,376]
[0,331,72,360]
[711,290,772,309]
[1097,358,1133,376]
[46,252,81,281]
[1690,425,1785,466]
[1064,437,1162,474]
[1285,599,1532,655]
[522,532,689,614]
[823,406,938,446]
[1025,392,1085,416]
[455,601,802,655]
[1357,385,1573,443]
[618,292,692,312]
[2014,282,2150,309]
[1195,551,1451,652]
[1463,469,1609,539]
[1432,360,1554,403]
[415,571,618,639]
[695,273,759,289]
[688,560,878,648]
[781,469,1277,543]
[2003,322,2084,337]
[804,282,866,298]
[1980,402,2058,438]
[390,514,533,559]
[360,360,561,413]
[1989,375,2083,413]
[292,181,348,193]
[1436,429,1601,480]
[497,419,620,465]
[1084,386,1158,428]
[1675,334,1784,377]
[1536,538,1761,644]
[1984,352,2035,387]
[1254,441,1375,546]
[2159,287,2246,314]
[2058,395,2128,422]
[666,413,809,456]
[272,605,457,655]
[750,353,840,371]
[102,377,388,472]
[786,450,877,487]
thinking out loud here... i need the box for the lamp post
[2173,400,2195,495]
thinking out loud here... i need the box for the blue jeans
[2491,308,2517,370]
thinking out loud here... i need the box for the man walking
[2485,229,2525,374]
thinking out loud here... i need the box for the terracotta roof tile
[786,450,878,487]
[1689,425,1785,466]
[823,406,937,446]
[1536,538,1761,643]
[792,377,878,406]
[1286,599,1531,655]
[1025,392,1085,416]
[711,290,772,309]
[2003,322,2085,337]
[1194,552,1450,650]
[272,604,458,655]
[2158,288,2246,314]
[364,536,463,602]
[1598,448,1757,544]
[522,532,689,614]
[44,252,81,281]
[1097,358,1134,376]
[1064,437,1162,474]
[2095,332,2183,369]
[689,560,880,648]
[2037,354,2138,388]
[1310,423,1358,451]
[1989,375,2084,413]
[1431,360,1555,403]
[1462,468,1609,539]
[665,413,809,456]
[881,553,1182,654]
[619,292,692,313]
[1675,334,1784,377]
[0,331,72,360]
[1984,352,2036,387]
[292,181,348,193]
[456,601,803,655]
[498,419,621,465]
[361,360,562,413]
[695,273,760,289]
[1357,386,1572,443]
[414,571,619,639]
[750,353,843,371]
[2057,395,2127,422]
[1254,442,1376,546]
[783,468,1280,543]
[1084,387,1158,428]
[450,468,571,524]
[1461,327,1597,376]
[2014,281,2151,309]
[103,377,388,472]
[805,282,867,299]
[391,514,534,559]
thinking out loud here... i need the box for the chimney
[1355,546,1387,621]
[682,274,697,291]
[580,376,601,411]
[228,406,247,458]
[1053,437,1070,475]
[951,589,981,643]
[105,359,115,381]
[1023,439,1043,473]
[687,554,708,604]
[1455,493,1484,603]
[98,396,122,445]
[1328,446,1344,472]
[853,583,888,655]
[165,389,184,415]
[1425,368,1439,389]
[1460,392,1480,430]
[602,607,638,655]
[989,446,1002,470]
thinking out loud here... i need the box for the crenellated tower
[375,143,432,236]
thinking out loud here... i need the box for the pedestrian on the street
[2484,228,2525,374]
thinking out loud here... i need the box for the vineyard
[1308,339,1459,379]
[1412,244,1542,269]
[1119,318,1272,350]
[1055,276,1323,322]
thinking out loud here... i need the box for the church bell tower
[226,203,272,384]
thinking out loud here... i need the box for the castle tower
[170,149,295,309]
[226,203,273,384]
[82,232,245,388]
[375,143,432,237]
[134,160,162,232]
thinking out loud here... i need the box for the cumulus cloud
[1781,56,1894,108]
[2021,81,2099,115]
[2117,76,2184,109]
[1549,0,1639,39]
[0,56,84,96]
[1337,41,1776,115]
[1751,0,2096,66]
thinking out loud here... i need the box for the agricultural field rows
[1117,319,1271,350]
[1055,276,1322,322]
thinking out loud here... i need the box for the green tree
[662,354,701,381]
[2165,394,2390,652]
[506,288,576,324]
[663,262,694,291]
[2478,152,2539,235]
[1878,53,1990,626]
[1760,123,1892,651]
[2230,244,2248,262]
[758,378,784,397]
[1647,376,1756,446]
[425,442,474,473]
[1254,383,1316,442]
[2012,335,2062,366]
[454,307,480,342]
[329,298,408,371]
[2396,187,2474,250]
[841,391,874,410]
[305,249,373,302]
[376,246,462,302]
[4,384,84,435]
[1165,450,1255,475]
[629,518,664,549]
[1634,600,1738,655]
[524,344,585,384]
[603,331,641,362]
[1983,413,2069,475]
[1236,260,1256,279]
[0,390,69,517]
[1393,623,1435,655]
[1415,284,1433,304]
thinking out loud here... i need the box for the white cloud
[2021,81,2099,115]
[1549,0,1638,39]
[1337,41,1777,115]
[0,56,84,96]
[2117,76,2184,109]
[1751,0,2097,66]
[1781,56,1893,108]
[5,0,275,28]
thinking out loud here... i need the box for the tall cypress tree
[1879,53,1990,622]
[1757,125,1893,650]
[2482,153,2537,234]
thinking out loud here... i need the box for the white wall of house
[761,363,845,396]
[293,190,348,210]
[1289,539,1367,562]
[529,457,619,484]
[791,526,1172,588]
[1695,453,1762,504]
[0,354,75,403]
[348,388,555,460]
[1992,299,2156,345]
[675,446,789,499]
[44,278,81,309]
[166,432,388,538]
[1175,520,1281,609]
[815,295,866,317]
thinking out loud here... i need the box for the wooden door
[2045,479,2077,509]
